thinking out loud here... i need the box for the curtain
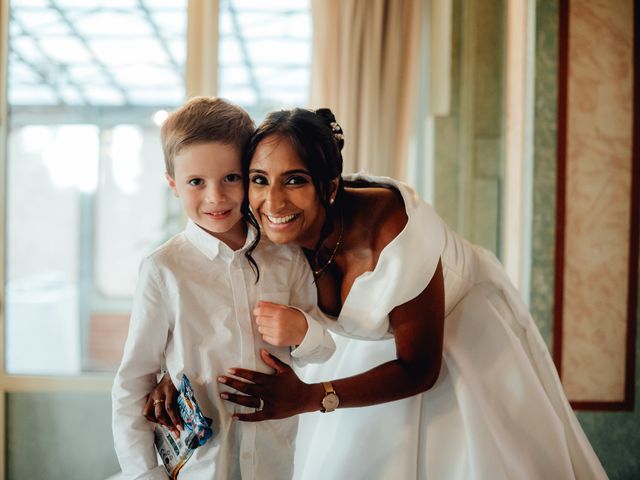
[309,0,423,180]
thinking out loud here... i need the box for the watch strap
[322,381,335,395]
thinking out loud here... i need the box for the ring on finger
[153,399,164,406]
[257,398,264,411]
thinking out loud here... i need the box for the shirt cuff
[289,307,327,360]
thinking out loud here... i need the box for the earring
[329,197,335,205]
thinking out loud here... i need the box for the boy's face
[166,142,246,247]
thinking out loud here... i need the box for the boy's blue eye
[188,178,203,186]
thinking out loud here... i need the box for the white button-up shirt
[112,220,335,480]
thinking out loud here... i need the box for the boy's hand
[143,373,183,435]
[254,301,308,347]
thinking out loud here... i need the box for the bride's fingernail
[228,368,237,375]
[220,392,229,399]
[217,376,226,383]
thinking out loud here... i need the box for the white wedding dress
[294,174,607,480]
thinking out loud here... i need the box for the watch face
[322,392,339,411]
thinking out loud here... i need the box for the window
[218,0,311,120]
[3,0,312,375]
[5,0,188,374]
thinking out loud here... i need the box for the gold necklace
[313,216,344,276]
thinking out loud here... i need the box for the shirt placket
[229,252,257,479]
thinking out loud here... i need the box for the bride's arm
[218,260,445,419]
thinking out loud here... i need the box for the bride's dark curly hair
[242,107,346,280]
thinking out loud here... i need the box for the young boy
[112,97,335,480]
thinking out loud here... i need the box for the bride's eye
[286,175,308,186]
[250,174,268,185]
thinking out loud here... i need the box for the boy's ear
[165,173,179,197]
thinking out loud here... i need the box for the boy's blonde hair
[161,96,255,177]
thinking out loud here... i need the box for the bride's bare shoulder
[346,186,408,251]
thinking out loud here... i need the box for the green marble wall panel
[433,0,505,255]
[468,0,505,255]
[6,392,120,480]
[531,0,559,344]
[434,0,464,231]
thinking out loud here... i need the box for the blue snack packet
[154,374,213,478]
[178,374,213,448]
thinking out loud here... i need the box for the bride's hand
[218,349,321,421]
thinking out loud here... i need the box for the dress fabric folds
[294,174,607,480]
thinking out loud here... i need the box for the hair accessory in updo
[315,108,345,150]
[330,121,345,142]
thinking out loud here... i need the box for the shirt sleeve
[111,256,172,480]
[287,248,336,366]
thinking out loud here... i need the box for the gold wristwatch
[320,381,339,413]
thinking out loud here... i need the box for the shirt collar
[184,219,256,261]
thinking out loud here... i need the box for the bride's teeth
[268,214,297,224]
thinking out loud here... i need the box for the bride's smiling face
[248,134,326,249]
